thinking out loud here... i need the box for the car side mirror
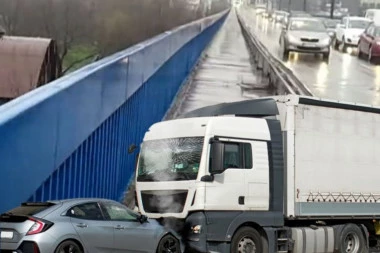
[209,139,224,175]
[138,214,148,223]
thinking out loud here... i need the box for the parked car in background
[0,199,183,253]
[273,10,289,23]
[365,9,380,24]
[334,16,371,52]
[280,17,331,62]
[255,4,266,16]
[322,18,341,39]
[358,22,380,63]
[283,11,312,26]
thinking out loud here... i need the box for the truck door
[204,139,248,210]
[244,141,270,210]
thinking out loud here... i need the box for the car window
[348,20,370,29]
[67,202,104,220]
[367,25,375,36]
[289,20,326,32]
[102,202,138,221]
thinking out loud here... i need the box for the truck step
[275,228,292,252]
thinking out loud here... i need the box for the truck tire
[231,227,265,253]
[336,224,367,253]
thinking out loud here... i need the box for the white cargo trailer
[135,95,380,253]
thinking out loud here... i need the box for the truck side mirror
[210,140,225,175]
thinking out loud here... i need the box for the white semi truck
[134,95,380,253]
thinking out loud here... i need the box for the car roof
[346,16,371,21]
[289,17,322,22]
[47,198,116,204]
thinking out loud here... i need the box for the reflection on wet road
[239,7,380,106]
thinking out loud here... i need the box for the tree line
[0,0,229,73]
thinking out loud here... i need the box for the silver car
[279,17,331,62]
[0,198,184,253]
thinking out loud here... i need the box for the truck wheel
[336,224,367,253]
[231,227,264,253]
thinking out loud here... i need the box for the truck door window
[224,143,241,168]
[222,142,252,169]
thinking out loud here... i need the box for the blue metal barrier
[0,10,229,213]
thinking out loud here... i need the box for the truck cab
[135,95,380,253]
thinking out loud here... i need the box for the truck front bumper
[185,212,230,253]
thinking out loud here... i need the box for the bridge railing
[0,10,229,213]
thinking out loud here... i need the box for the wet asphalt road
[168,10,274,118]
[239,6,380,106]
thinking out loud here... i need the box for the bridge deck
[168,11,272,119]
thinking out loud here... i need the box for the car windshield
[374,27,380,37]
[324,20,340,28]
[137,137,204,182]
[348,20,370,29]
[290,20,326,32]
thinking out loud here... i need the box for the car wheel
[157,234,181,253]
[55,240,83,253]
[334,38,340,50]
[369,47,375,64]
[342,37,348,53]
[358,45,363,59]
[282,47,290,61]
[323,52,330,63]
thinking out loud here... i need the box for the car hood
[288,31,330,40]
[345,28,365,37]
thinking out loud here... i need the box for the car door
[361,24,375,54]
[68,202,115,253]
[100,201,158,253]
[337,18,347,42]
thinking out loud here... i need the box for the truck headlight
[191,225,202,234]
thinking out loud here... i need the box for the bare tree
[0,0,21,35]
[0,0,229,73]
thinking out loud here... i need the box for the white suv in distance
[334,16,371,52]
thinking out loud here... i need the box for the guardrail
[236,11,313,96]
[0,10,229,213]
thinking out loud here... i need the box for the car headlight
[287,34,298,43]
[321,37,331,45]
[328,31,335,37]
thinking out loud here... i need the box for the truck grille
[141,190,188,213]
[301,38,319,42]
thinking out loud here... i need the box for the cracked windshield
[137,137,204,181]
